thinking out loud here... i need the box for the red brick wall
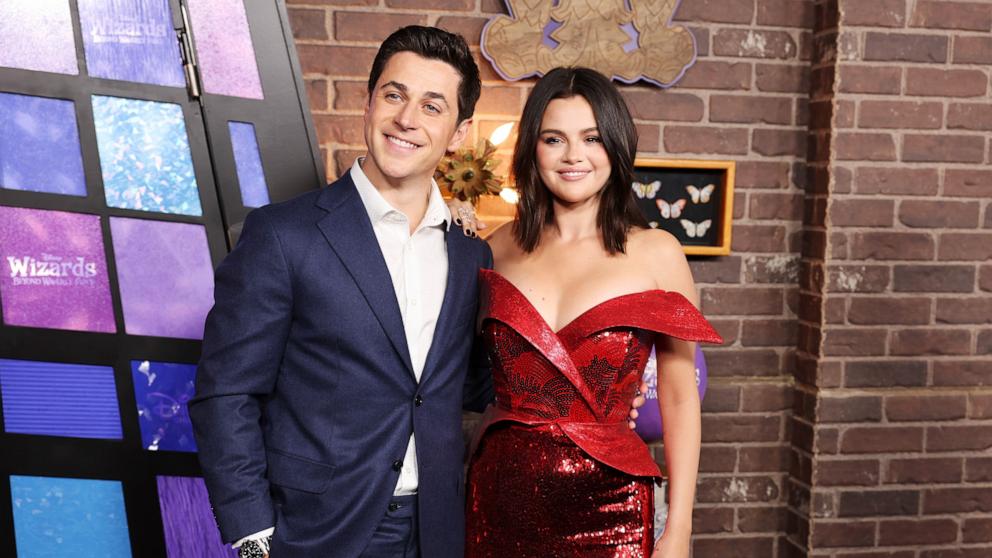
[284,1,990,556]
[786,1,992,556]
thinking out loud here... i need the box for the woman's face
[535,96,612,208]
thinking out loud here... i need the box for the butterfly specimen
[656,198,687,219]
[632,180,661,199]
[686,184,715,204]
[679,219,712,238]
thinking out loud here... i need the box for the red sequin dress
[466,269,723,558]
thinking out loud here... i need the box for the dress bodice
[471,269,723,477]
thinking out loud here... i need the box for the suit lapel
[419,228,472,385]
[315,176,414,375]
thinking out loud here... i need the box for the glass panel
[93,95,202,216]
[0,92,86,196]
[77,0,185,88]
[156,476,237,558]
[131,360,197,452]
[0,206,116,333]
[0,0,78,75]
[10,476,132,557]
[228,121,270,208]
[0,359,123,440]
[187,0,263,99]
[109,218,213,340]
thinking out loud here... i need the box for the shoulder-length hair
[512,67,646,254]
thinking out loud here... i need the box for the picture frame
[631,158,735,256]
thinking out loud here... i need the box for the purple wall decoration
[77,0,185,87]
[480,0,697,88]
[131,360,198,452]
[187,0,264,99]
[157,476,238,558]
[0,207,116,333]
[0,0,78,75]
[109,217,213,339]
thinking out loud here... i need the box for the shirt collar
[350,158,452,231]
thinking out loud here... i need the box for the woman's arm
[641,231,701,557]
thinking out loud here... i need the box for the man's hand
[628,380,649,429]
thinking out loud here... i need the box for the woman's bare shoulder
[626,227,684,260]
[626,227,695,298]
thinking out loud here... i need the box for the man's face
[362,51,470,189]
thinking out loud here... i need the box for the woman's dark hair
[368,26,481,124]
[512,67,646,254]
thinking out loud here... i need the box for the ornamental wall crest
[481,0,697,87]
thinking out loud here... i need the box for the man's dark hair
[512,67,646,255]
[367,25,481,124]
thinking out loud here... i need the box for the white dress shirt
[350,158,450,495]
[234,160,450,549]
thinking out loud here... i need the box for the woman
[459,67,722,557]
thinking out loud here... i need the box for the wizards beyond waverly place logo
[7,253,100,286]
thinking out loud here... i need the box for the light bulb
[499,187,519,204]
[489,122,514,146]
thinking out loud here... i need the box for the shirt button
[414,395,423,407]
[392,460,403,471]
[388,502,400,512]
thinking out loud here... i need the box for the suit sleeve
[463,242,494,413]
[189,208,293,543]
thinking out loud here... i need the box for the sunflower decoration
[435,138,504,204]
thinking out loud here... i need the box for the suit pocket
[266,448,336,494]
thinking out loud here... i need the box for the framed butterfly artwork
[631,158,735,256]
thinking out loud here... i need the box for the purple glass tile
[109,218,213,340]
[11,476,132,557]
[0,0,78,75]
[0,359,123,440]
[0,207,116,333]
[157,476,237,558]
[131,360,197,452]
[77,0,185,87]
[187,0,264,99]
[93,95,202,216]
[228,122,270,208]
[0,92,87,196]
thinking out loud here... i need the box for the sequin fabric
[466,270,723,557]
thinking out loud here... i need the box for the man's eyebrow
[424,91,449,106]
[381,80,449,106]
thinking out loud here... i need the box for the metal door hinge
[176,2,201,99]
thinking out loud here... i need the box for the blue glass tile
[131,360,197,452]
[10,475,132,558]
[228,122,269,208]
[77,0,185,87]
[92,95,202,216]
[0,92,86,196]
[0,359,123,440]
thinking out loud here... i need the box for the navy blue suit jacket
[190,173,492,557]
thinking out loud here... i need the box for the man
[190,26,490,558]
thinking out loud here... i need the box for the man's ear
[446,118,472,152]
